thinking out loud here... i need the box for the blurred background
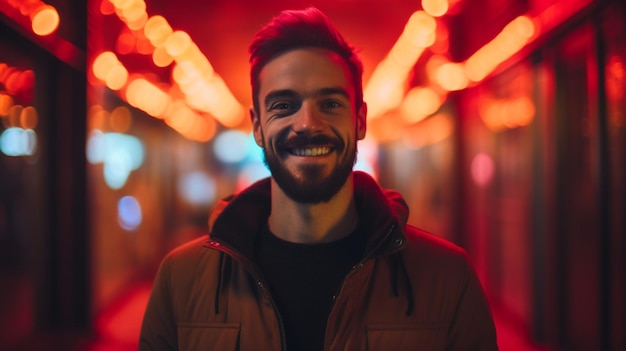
[0,0,624,350]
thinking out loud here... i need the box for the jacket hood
[207,171,408,261]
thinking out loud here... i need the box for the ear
[250,107,264,147]
[356,102,367,140]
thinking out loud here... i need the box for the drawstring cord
[215,252,225,314]
[398,252,414,316]
[391,255,400,297]
[390,252,414,316]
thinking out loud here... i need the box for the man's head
[249,7,364,115]
[248,8,367,204]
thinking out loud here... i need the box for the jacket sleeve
[139,257,178,350]
[447,258,499,351]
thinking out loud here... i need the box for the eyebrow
[264,89,299,108]
[316,87,350,99]
[264,87,350,107]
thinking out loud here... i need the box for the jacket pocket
[178,322,240,351]
[366,323,447,351]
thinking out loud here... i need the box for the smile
[289,146,332,156]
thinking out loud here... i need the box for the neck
[268,175,358,244]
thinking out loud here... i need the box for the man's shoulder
[162,234,216,266]
[401,225,469,264]
[169,234,210,253]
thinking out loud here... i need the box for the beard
[263,133,357,204]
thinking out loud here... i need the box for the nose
[292,102,323,135]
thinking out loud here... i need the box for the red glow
[403,11,437,48]
[163,101,217,142]
[400,86,443,123]
[465,16,535,82]
[92,51,128,90]
[402,112,454,149]
[606,55,624,101]
[4,70,22,94]
[106,65,129,91]
[165,30,192,57]
[364,11,436,119]
[430,19,450,54]
[125,78,170,117]
[471,152,495,187]
[122,1,147,25]
[144,15,172,47]
[86,282,152,350]
[480,96,535,132]
[20,106,38,130]
[135,34,153,55]
[0,64,36,103]
[152,46,173,67]
[91,0,246,140]
[100,0,116,15]
[31,5,59,36]
[433,61,468,91]
[116,30,136,55]
[109,106,132,133]
[367,116,404,143]
[8,104,22,127]
[421,0,449,17]
[87,105,108,131]
[0,94,13,116]
[93,52,119,80]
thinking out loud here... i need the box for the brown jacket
[139,172,498,350]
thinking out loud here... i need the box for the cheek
[267,122,292,143]
[256,126,281,156]
[336,121,358,141]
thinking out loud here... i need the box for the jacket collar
[207,171,407,261]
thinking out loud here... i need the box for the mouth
[288,146,332,157]
[281,134,340,158]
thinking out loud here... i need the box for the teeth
[292,147,330,156]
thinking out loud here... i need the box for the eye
[269,102,292,110]
[321,100,343,109]
[268,99,302,115]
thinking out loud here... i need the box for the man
[139,7,498,351]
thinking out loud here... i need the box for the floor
[81,282,153,351]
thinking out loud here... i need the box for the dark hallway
[1,0,625,350]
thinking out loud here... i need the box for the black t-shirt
[255,224,365,351]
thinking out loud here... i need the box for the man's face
[251,48,367,204]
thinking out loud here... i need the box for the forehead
[258,48,354,102]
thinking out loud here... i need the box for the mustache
[279,134,343,150]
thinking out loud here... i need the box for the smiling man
[258,55,360,203]
[254,47,365,243]
[139,7,498,351]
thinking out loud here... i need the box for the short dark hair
[248,7,364,114]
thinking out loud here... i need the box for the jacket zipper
[332,223,399,300]
[207,240,289,351]
[210,223,402,351]
[256,279,288,351]
[326,223,402,349]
